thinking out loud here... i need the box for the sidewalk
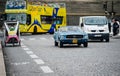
[0,41,6,76]
[0,29,6,76]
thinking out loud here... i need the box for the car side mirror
[81,23,84,27]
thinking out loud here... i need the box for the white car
[79,16,110,42]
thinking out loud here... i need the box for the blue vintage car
[53,26,88,47]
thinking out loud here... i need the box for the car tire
[83,42,88,47]
[106,38,109,42]
[54,41,58,46]
[59,41,63,48]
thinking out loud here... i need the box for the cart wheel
[12,38,15,47]
[19,41,21,46]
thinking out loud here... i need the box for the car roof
[81,16,106,18]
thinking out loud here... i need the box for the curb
[0,41,6,76]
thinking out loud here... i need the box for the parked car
[53,26,88,47]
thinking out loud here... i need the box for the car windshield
[59,26,80,32]
[84,17,107,25]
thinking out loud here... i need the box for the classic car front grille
[66,35,83,38]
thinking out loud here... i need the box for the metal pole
[111,1,113,13]
[111,1,114,18]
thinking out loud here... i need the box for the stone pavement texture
[0,29,119,76]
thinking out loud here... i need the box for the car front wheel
[83,42,88,47]
[106,38,109,42]
[54,41,58,46]
[59,41,63,48]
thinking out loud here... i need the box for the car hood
[84,24,107,30]
[59,31,85,35]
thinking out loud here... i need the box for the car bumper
[88,33,109,39]
[60,39,88,44]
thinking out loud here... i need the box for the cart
[3,21,21,46]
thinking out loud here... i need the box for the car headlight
[59,35,65,40]
[104,27,109,32]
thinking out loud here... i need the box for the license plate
[94,35,101,37]
[72,39,78,43]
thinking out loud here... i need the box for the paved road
[3,34,120,76]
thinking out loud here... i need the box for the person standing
[112,19,120,36]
